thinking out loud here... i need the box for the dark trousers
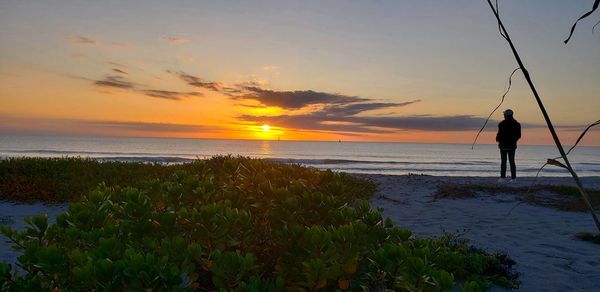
[500,149,516,179]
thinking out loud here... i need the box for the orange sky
[1,1,598,145]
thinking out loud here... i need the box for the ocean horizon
[1,134,599,177]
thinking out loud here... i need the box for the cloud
[67,35,96,45]
[92,74,201,100]
[112,68,127,74]
[82,120,214,133]
[170,71,500,133]
[319,100,421,117]
[172,71,398,110]
[162,36,190,44]
[66,35,129,48]
[139,90,202,100]
[237,86,370,109]
[0,116,221,136]
[94,75,134,89]
[239,114,394,133]
[172,71,225,92]
[240,113,490,133]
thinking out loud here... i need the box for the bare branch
[564,0,600,43]
[472,68,520,149]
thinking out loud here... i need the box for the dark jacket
[496,118,521,150]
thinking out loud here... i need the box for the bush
[0,157,517,290]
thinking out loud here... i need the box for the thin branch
[471,68,520,149]
[564,0,600,43]
[565,120,600,156]
[495,0,509,41]
[593,19,600,34]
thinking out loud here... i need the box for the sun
[261,124,270,132]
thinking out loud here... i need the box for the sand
[1,175,599,290]
[367,175,600,291]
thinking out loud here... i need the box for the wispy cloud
[139,89,202,100]
[93,74,202,100]
[82,120,214,133]
[94,75,134,89]
[67,35,96,45]
[112,68,127,74]
[0,116,221,136]
[171,71,225,92]
[162,36,190,44]
[66,35,130,48]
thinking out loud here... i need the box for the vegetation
[435,182,600,212]
[573,232,600,245]
[1,157,517,291]
[0,157,206,202]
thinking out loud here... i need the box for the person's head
[503,109,514,119]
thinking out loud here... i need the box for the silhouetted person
[496,109,521,181]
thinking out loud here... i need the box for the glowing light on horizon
[261,124,270,132]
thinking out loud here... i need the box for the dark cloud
[94,75,134,89]
[556,124,600,131]
[239,114,394,133]
[172,71,225,92]
[112,68,127,74]
[172,71,413,111]
[240,113,491,133]
[320,100,421,117]
[237,86,369,109]
[170,71,495,133]
[67,35,96,45]
[93,74,201,101]
[140,90,202,100]
[342,115,488,131]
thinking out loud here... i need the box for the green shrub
[0,157,517,291]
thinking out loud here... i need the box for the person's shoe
[497,178,508,183]
[508,178,517,183]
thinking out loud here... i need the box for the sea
[0,135,599,177]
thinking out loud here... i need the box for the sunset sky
[1,0,599,145]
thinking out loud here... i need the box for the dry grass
[573,232,600,244]
[435,183,600,212]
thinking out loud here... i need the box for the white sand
[1,175,599,290]
[0,201,68,265]
[367,175,600,291]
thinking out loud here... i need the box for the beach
[2,171,599,290]
[367,175,600,291]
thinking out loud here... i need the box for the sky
[0,0,599,145]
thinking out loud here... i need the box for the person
[496,109,521,182]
